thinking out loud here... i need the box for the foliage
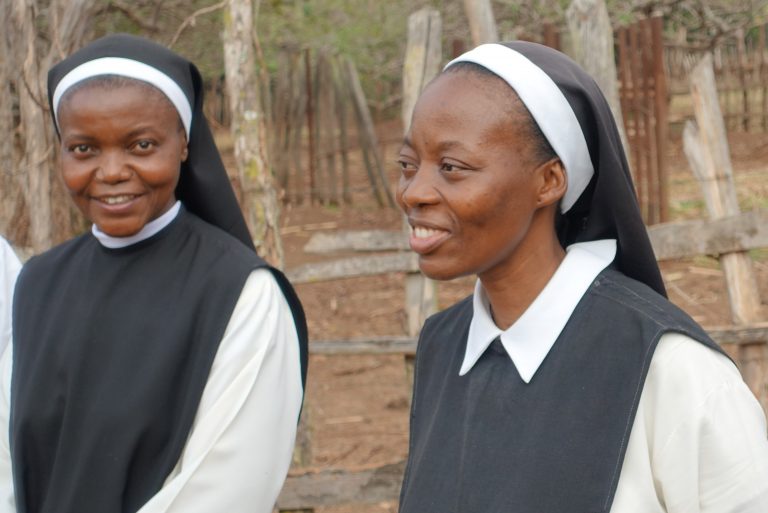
[46,0,768,116]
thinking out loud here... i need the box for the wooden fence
[617,17,669,224]
[278,208,768,511]
[666,24,768,133]
[204,50,394,208]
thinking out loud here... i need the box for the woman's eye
[441,162,465,172]
[70,144,91,154]
[397,160,417,172]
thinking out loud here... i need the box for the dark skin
[396,71,567,329]
[57,82,188,238]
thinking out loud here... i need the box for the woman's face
[57,82,188,237]
[396,71,563,281]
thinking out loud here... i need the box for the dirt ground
[233,124,768,512]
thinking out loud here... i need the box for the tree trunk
[462,0,498,46]
[566,0,630,154]
[223,0,284,267]
[5,0,97,251]
[0,0,24,242]
[14,0,53,253]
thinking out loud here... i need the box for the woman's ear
[536,158,567,208]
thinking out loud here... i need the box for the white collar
[92,201,181,249]
[460,239,617,382]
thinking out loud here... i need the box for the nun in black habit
[396,42,768,513]
[0,34,308,513]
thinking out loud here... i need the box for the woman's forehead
[408,72,521,142]
[57,80,183,135]
[58,78,179,122]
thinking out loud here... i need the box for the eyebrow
[401,137,468,151]
[124,126,160,139]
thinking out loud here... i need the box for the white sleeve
[0,237,20,512]
[137,268,303,513]
[0,345,15,512]
[612,332,768,513]
[0,238,21,357]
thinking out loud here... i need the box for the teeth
[412,226,442,239]
[102,195,135,205]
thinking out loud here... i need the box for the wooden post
[640,18,659,225]
[402,8,441,345]
[616,27,633,175]
[628,23,647,219]
[462,0,498,45]
[755,25,768,131]
[344,58,395,208]
[402,8,442,131]
[304,49,317,204]
[735,29,749,132]
[311,54,325,203]
[452,38,466,58]
[682,53,766,409]
[290,53,307,205]
[332,56,352,204]
[760,25,767,131]
[566,0,630,157]
[651,16,669,222]
[542,22,560,50]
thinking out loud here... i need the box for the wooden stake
[651,16,669,222]
[462,0,498,45]
[683,53,765,411]
[344,57,395,207]
[401,8,442,338]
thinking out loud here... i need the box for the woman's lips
[92,194,141,213]
[409,225,451,254]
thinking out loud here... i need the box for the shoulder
[16,234,92,285]
[641,331,758,445]
[181,211,265,267]
[587,268,715,344]
[422,295,473,337]
[647,332,742,401]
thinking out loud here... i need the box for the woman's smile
[408,221,451,255]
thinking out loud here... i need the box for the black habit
[11,209,303,513]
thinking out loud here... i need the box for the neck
[479,230,565,330]
[92,201,181,249]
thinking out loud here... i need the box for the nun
[0,34,308,513]
[396,42,768,513]
[0,237,20,356]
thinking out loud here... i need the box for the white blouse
[0,210,303,513]
[0,238,21,358]
[464,239,768,512]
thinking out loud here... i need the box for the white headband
[446,44,594,213]
[52,57,192,138]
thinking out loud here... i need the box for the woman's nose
[96,152,130,183]
[398,167,440,211]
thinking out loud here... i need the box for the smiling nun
[396,42,768,513]
[0,34,307,513]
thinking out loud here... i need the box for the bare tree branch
[102,0,161,33]
[168,0,227,49]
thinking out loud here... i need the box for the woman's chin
[92,219,144,238]
[417,259,469,282]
